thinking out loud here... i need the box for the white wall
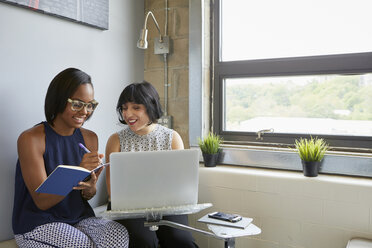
[0,0,144,241]
[190,166,372,248]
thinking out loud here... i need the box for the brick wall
[144,0,190,147]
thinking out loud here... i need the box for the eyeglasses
[67,98,98,113]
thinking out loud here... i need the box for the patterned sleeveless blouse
[118,124,173,152]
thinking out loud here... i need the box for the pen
[78,143,91,153]
[79,143,107,168]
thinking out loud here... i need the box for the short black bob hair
[116,81,163,124]
[44,68,94,125]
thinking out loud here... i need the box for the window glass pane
[224,74,372,136]
[221,0,372,61]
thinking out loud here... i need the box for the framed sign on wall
[0,0,109,30]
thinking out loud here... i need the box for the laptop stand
[101,203,261,248]
[102,203,213,220]
[144,219,261,248]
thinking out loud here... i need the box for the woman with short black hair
[105,81,198,248]
[115,81,163,125]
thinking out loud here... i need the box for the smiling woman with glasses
[12,68,129,248]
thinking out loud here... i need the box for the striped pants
[15,217,129,248]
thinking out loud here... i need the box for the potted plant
[198,132,223,167]
[294,136,329,177]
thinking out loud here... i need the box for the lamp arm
[144,11,162,41]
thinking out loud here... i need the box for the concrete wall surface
[0,0,144,241]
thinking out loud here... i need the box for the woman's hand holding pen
[78,142,104,171]
[80,151,104,171]
[76,143,104,199]
[74,153,104,200]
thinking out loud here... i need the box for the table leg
[224,238,235,248]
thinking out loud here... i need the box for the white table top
[207,223,261,239]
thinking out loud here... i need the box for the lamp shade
[137,29,148,49]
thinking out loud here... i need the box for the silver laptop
[110,149,199,211]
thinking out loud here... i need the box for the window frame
[212,0,372,150]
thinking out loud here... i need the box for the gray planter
[202,153,220,167]
[301,160,320,177]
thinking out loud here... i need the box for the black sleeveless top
[12,122,95,234]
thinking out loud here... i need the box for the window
[213,0,372,149]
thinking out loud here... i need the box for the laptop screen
[110,149,199,211]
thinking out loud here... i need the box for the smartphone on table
[208,211,242,223]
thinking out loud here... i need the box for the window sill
[193,145,372,178]
[199,165,372,187]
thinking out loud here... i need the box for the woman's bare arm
[172,131,184,150]
[18,126,65,210]
[105,133,121,199]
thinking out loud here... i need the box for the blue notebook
[35,163,109,196]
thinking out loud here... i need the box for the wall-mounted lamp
[137,8,172,128]
[137,11,169,55]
